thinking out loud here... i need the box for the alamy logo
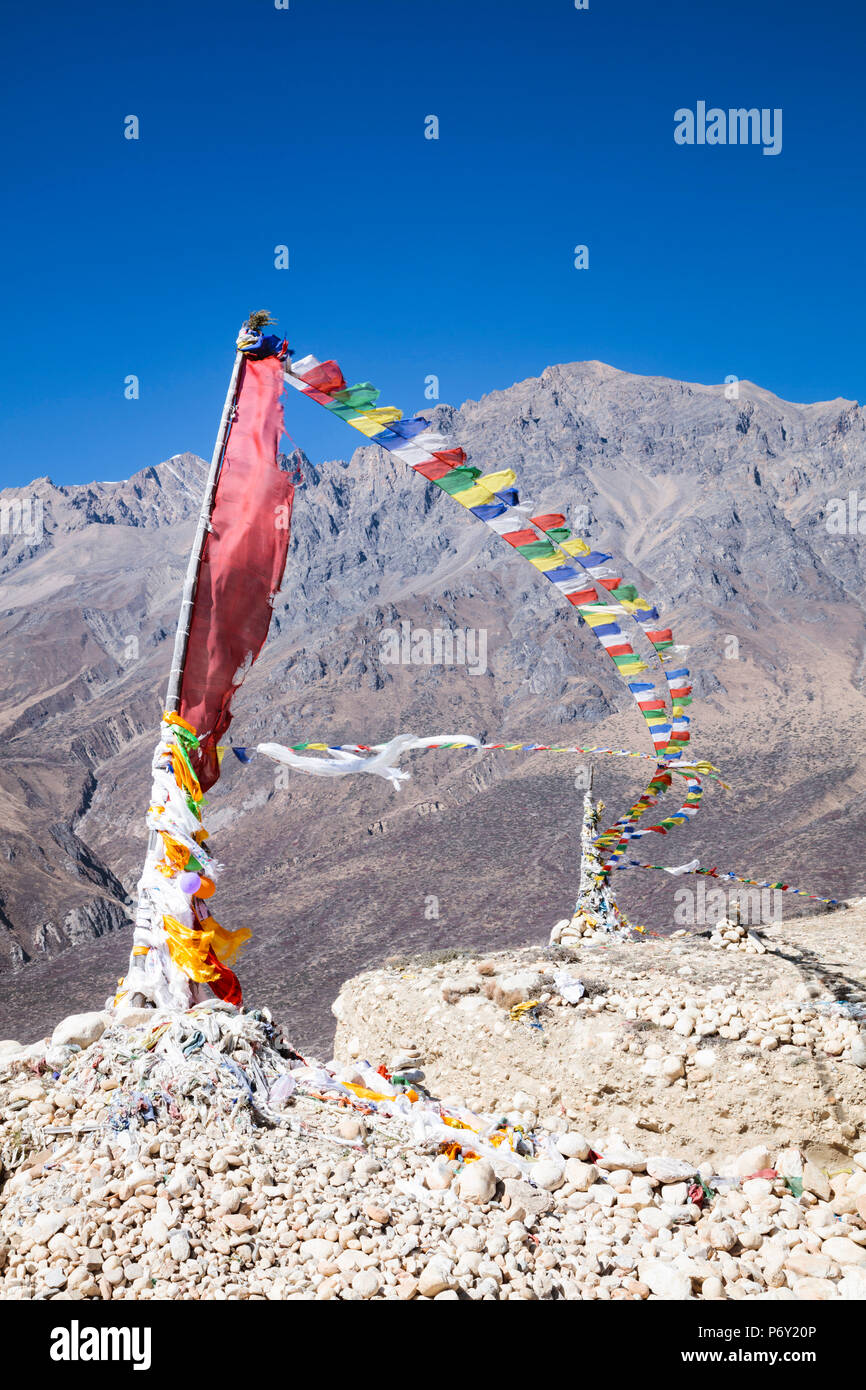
[673,883,782,927]
[0,495,43,543]
[379,620,488,675]
[825,491,866,535]
[674,102,782,156]
[50,1321,151,1370]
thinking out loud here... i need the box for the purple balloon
[178,871,202,895]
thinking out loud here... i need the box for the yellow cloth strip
[162,914,220,984]
[171,748,201,801]
[164,712,197,735]
[343,1080,393,1104]
[557,537,592,557]
[160,834,192,870]
[510,999,541,1018]
[198,915,251,966]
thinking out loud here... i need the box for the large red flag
[179,355,294,791]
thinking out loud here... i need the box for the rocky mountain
[1,362,865,1050]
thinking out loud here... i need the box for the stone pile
[344,950,866,1069]
[550,913,617,947]
[3,904,866,1302]
[709,919,769,954]
[3,1007,866,1301]
[548,789,629,950]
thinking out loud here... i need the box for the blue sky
[1,0,864,488]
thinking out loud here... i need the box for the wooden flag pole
[165,338,246,712]
[125,330,247,1008]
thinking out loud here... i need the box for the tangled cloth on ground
[0,1002,568,1181]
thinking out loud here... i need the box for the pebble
[638,1259,692,1300]
[556,1132,591,1161]
[169,1233,190,1263]
[419,1257,457,1297]
[646,1156,698,1183]
[455,1160,496,1204]
[352,1269,382,1298]
[531,1161,565,1192]
[821,1237,866,1266]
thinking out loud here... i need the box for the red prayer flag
[180,355,294,791]
[413,459,457,481]
[503,528,541,547]
[298,359,345,394]
[431,447,467,469]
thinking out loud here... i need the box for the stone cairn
[550,779,629,948]
[709,905,768,955]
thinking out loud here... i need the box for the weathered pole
[164,343,245,711]
[124,333,246,1007]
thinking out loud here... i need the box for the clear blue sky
[1,0,864,488]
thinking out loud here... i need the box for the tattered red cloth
[180,355,294,792]
[205,949,243,1008]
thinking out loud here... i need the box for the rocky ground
[1,905,866,1301]
[333,904,866,1165]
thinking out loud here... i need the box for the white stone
[563,1159,598,1191]
[455,1160,496,1205]
[531,1161,565,1192]
[646,1156,698,1184]
[352,1268,382,1298]
[638,1259,692,1299]
[425,1160,455,1191]
[300,1238,337,1261]
[707,1222,737,1251]
[169,1233,190,1263]
[495,972,543,1008]
[596,1143,647,1173]
[742,1178,774,1200]
[820,1236,866,1266]
[734,1145,771,1178]
[556,1132,591,1161]
[452,1226,486,1253]
[51,1011,107,1050]
[419,1257,457,1297]
[838,1268,866,1299]
[774,1147,803,1179]
[141,1218,169,1246]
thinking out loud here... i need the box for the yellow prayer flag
[557,536,591,557]
[476,468,517,493]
